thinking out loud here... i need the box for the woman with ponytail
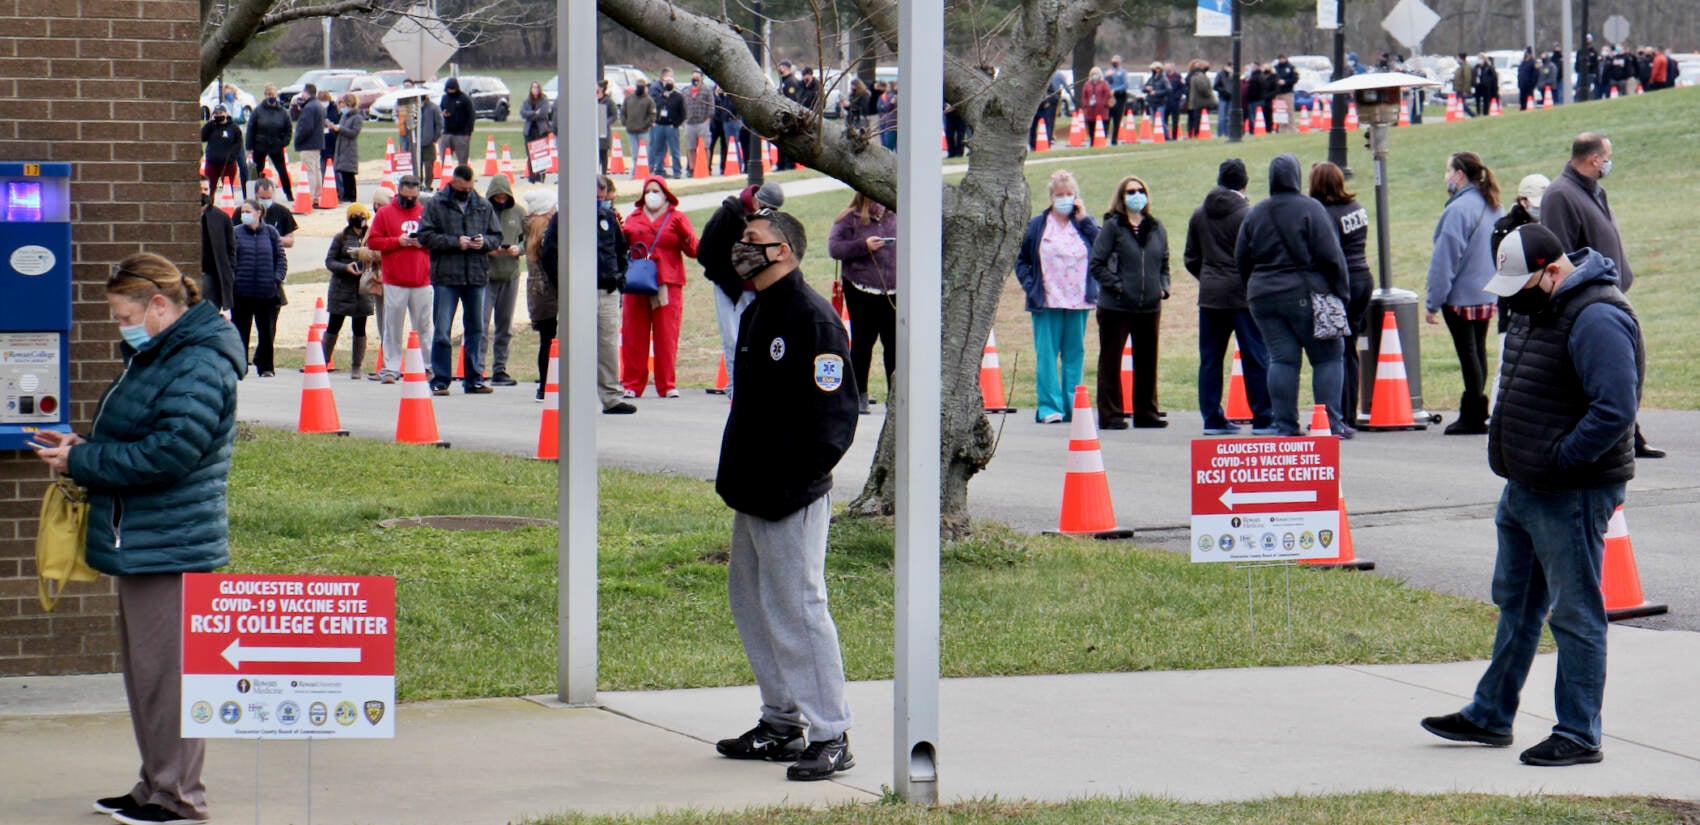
[1426,151,1504,435]
[30,253,244,824]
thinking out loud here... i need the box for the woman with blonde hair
[32,253,244,825]
[1090,174,1170,428]
[1014,170,1100,423]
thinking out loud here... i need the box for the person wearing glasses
[32,254,244,825]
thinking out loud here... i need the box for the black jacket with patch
[716,269,859,521]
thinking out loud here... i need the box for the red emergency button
[37,395,56,415]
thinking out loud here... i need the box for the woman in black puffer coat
[324,202,375,377]
[1089,173,1170,429]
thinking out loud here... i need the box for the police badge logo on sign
[814,354,845,391]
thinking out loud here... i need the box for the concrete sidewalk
[3,625,1697,823]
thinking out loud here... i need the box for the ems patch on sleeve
[813,354,846,392]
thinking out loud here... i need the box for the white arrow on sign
[221,638,362,668]
[1218,487,1319,510]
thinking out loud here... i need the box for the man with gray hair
[697,181,786,397]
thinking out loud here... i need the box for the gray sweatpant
[728,495,851,740]
[383,284,433,375]
[480,277,519,375]
[119,574,209,820]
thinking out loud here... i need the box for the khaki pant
[119,574,209,820]
[598,290,622,408]
[298,149,321,202]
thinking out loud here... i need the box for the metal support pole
[1326,0,1348,172]
[894,0,942,804]
[1370,124,1393,293]
[1227,1,1243,143]
[1523,0,1536,50]
[1561,0,1575,104]
[322,17,332,69]
[1578,0,1591,101]
[556,0,599,707]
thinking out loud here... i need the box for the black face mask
[1503,280,1553,317]
[396,195,417,209]
[493,198,513,211]
[200,194,211,207]
[349,219,367,232]
[451,187,472,202]
[730,241,781,280]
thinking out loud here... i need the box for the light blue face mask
[120,323,151,350]
[598,198,613,211]
[1052,195,1075,215]
[1124,192,1148,212]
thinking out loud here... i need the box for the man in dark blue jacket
[292,83,327,206]
[1423,223,1641,768]
[439,77,476,176]
[417,165,501,395]
[712,210,859,782]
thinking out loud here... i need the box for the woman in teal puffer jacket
[32,252,245,825]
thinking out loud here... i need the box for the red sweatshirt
[367,201,430,288]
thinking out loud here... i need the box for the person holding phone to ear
[826,192,898,414]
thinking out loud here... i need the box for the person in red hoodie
[622,176,699,397]
[367,174,433,383]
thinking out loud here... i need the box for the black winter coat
[324,226,375,317]
[247,99,292,154]
[1235,154,1349,302]
[201,119,244,164]
[442,90,476,136]
[1090,213,1170,313]
[716,269,858,521]
[417,190,502,286]
[698,197,750,301]
[200,205,236,312]
[1185,187,1250,310]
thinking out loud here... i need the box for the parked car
[318,73,390,112]
[368,81,443,122]
[278,68,368,103]
[373,70,411,88]
[1287,54,1335,77]
[1483,50,1524,102]
[1671,53,1700,87]
[200,81,255,124]
[455,75,512,121]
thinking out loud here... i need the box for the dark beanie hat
[1218,158,1248,190]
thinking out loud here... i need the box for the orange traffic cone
[1198,113,1212,140]
[1301,404,1374,570]
[1345,101,1360,129]
[1152,116,1167,143]
[633,138,650,178]
[318,158,338,209]
[1120,114,1136,143]
[1542,86,1554,109]
[1601,507,1667,620]
[609,135,627,174]
[1609,85,1620,99]
[707,354,729,395]
[297,326,348,436]
[216,179,237,217]
[383,137,395,170]
[766,140,777,170]
[1445,93,1459,122]
[1397,95,1411,127]
[1312,103,1326,131]
[1119,342,1133,414]
[1225,345,1254,423]
[1252,113,1266,136]
[1137,114,1153,143]
[499,144,516,184]
[1034,120,1050,152]
[980,330,1016,413]
[548,134,559,174]
[1047,386,1133,539]
[691,139,710,179]
[1489,98,1503,116]
[722,144,739,177]
[452,340,467,380]
[1296,106,1310,134]
[379,156,398,196]
[293,161,313,214]
[395,331,448,447]
[535,339,560,460]
[481,135,499,176]
[1092,119,1107,148]
[1365,310,1418,430]
[1068,115,1086,148]
[439,148,455,189]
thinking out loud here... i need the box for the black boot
[320,330,339,371]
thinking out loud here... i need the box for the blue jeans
[1198,307,1272,429]
[1030,308,1088,421]
[1461,480,1623,750]
[431,283,486,390]
[648,125,680,177]
[1249,290,1343,435]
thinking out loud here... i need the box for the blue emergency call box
[0,161,73,450]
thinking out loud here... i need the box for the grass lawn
[253,83,1700,413]
[524,793,1700,825]
[230,428,1516,701]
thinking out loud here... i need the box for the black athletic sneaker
[786,733,854,781]
[715,720,805,761]
[1520,734,1603,766]
[490,372,518,387]
[94,794,136,815]
[111,803,202,824]
[1420,712,1513,747]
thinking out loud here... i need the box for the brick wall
[0,0,203,676]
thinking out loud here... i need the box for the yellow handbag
[36,476,98,612]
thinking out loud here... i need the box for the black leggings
[324,313,367,337]
[841,285,895,398]
[534,319,557,386]
[1443,308,1491,426]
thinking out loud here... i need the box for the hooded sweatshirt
[483,175,524,282]
[622,176,698,288]
[1235,154,1349,302]
[1185,186,1250,309]
[697,189,755,301]
[366,197,430,288]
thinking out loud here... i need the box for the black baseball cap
[1486,224,1564,296]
